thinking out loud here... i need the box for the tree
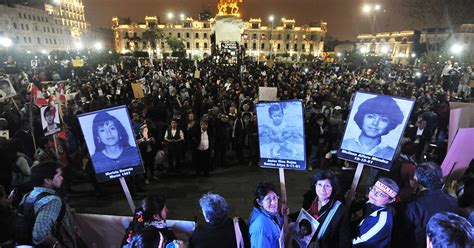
[142,27,164,59]
[166,36,186,58]
[401,0,474,52]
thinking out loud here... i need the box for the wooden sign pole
[346,163,365,208]
[278,168,288,247]
[119,177,136,214]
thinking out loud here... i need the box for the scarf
[145,220,168,229]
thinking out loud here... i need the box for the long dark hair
[92,111,130,153]
[122,195,167,246]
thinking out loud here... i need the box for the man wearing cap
[395,162,459,248]
[353,177,399,248]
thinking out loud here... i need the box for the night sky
[83,0,413,40]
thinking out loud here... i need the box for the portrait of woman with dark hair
[340,95,405,160]
[90,111,141,173]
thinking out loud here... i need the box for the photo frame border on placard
[40,103,62,137]
[290,208,320,248]
[77,105,144,182]
[337,92,415,171]
[256,100,306,171]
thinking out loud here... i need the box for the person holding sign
[291,170,351,248]
[341,96,404,161]
[352,178,399,248]
[91,112,141,173]
[249,182,284,248]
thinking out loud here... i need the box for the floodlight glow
[167,12,174,20]
[75,42,84,50]
[375,4,381,11]
[180,13,185,20]
[415,72,422,78]
[94,42,103,50]
[450,43,463,54]
[0,37,12,47]
[411,53,416,58]
[336,52,342,57]
[380,46,389,54]
[359,46,368,54]
[269,15,274,22]
[362,4,371,13]
[41,50,47,55]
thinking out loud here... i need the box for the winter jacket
[353,204,394,248]
[249,207,283,248]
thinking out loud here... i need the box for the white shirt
[416,128,424,136]
[442,64,452,76]
[198,129,209,151]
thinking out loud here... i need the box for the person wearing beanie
[353,177,399,248]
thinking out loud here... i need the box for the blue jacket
[353,204,394,248]
[249,207,283,248]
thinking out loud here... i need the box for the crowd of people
[0,55,473,247]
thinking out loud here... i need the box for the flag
[31,84,48,106]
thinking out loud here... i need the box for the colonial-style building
[355,24,474,65]
[356,31,420,65]
[0,3,75,52]
[0,0,113,53]
[112,16,327,60]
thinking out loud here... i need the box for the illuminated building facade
[356,31,419,65]
[112,2,327,60]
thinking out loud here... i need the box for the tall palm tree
[142,26,164,59]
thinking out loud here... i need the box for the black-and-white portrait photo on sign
[338,92,415,171]
[40,104,62,136]
[77,105,144,182]
[0,78,17,101]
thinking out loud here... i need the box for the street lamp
[411,53,416,58]
[269,15,275,60]
[180,13,185,21]
[167,12,174,21]
[362,3,382,34]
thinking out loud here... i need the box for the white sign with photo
[338,92,415,171]
[40,104,62,136]
[259,87,278,101]
[290,209,320,248]
[0,78,17,101]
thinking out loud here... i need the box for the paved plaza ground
[68,165,325,223]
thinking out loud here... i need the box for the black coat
[395,189,459,248]
[190,126,214,151]
[291,191,352,248]
[189,218,250,248]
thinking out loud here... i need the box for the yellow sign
[72,58,84,67]
[131,83,145,99]
[194,70,201,79]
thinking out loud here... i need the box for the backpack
[14,191,66,246]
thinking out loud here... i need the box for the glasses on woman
[263,195,279,203]
[369,186,390,199]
